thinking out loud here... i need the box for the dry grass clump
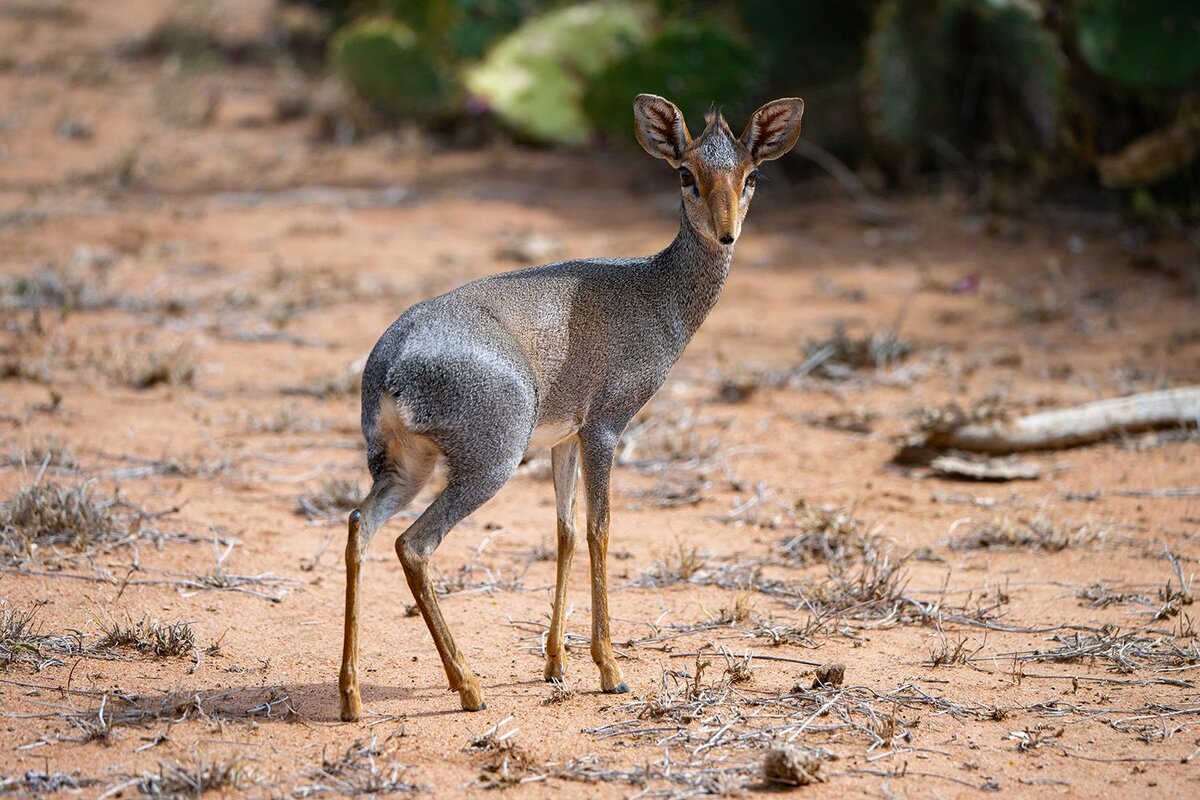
[1006,724,1064,752]
[0,771,81,794]
[947,515,1095,552]
[0,481,124,563]
[916,393,1014,434]
[617,405,722,470]
[0,259,114,313]
[722,650,754,684]
[803,406,878,433]
[719,483,796,530]
[100,341,198,389]
[0,349,48,383]
[281,365,363,400]
[542,679,574,706]
[776,500,868,565]
[639,539,705,586]
[4,606,198,669]
[97,617,195,658]
[802,546,909,619]
[469,717,538,789]
[714,592,756,626]
[1012,627,1200,673]
[297,478,361,520]
[1153,552,1195,622]
[626,472,706,509]
[1076,582,1147,608]
[5,436,77,470]
[137,752,253,798]
[244,404,326,434]
[293,734,420,797]
[714,368,771,403]
[803,326,914,378]
[0,605,86,670]
[0,605,43,668]
[720,489,877,568]
[634,655,731,724]
[927,634,980,668]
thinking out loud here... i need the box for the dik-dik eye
[679,167,696,190]
[744,170,764,192]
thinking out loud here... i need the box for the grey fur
[359,218,730,485]
[341,94,804,713]
[693,114,743,170]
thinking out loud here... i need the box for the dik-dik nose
[709,185,739,246]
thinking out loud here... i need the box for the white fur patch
[376,395,435,469]
[529,420,578,448]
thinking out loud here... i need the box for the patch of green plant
[464,1,650,145]
[1075,0,1200,87]
[583,18,761,145]
[861,0,1065,174]
[330,18,457,118]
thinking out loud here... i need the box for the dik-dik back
[361,257,663,470]
[340,93,805,719]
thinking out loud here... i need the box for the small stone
[56,118,93,141]
[762,745,823,786]
[812,662,845,689]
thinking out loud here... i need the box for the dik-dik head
[634,94,804,248]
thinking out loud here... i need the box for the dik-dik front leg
[545,439,579,682]
[579,427,628,694]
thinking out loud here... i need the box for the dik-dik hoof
[598,662,626,693]
[544,652,568,682]
[458,678,486,711]
[339,694,363,722]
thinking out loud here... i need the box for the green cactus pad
[330,18,456,118]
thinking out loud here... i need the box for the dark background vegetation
[286,0,1200,220]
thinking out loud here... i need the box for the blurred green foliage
[464,2,650,145]
[1075,0,1200,87]
[307,0,1200,203]
[583,19,760,143]
[330,18,456,117]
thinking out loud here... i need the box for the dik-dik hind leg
[544,439,579,682]
[340,469,432,722]
[579,427,627,694]
[395,460,519,711]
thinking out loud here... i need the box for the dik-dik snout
[634,94,804,249]
[703,177,745,246]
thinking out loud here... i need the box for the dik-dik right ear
[633,94,691,167]
[740,98,805,164]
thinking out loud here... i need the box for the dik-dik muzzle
[705,179,741,245]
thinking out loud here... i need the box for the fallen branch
[916,387,1200,455]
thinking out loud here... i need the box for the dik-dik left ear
[740,98,805,163]
[634,94,691,167]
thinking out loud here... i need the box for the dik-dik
[340,93,804,719]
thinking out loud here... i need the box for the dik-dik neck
[653,207,734,346]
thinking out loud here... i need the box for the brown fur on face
[680,112,756,246]
[633,95,804,247]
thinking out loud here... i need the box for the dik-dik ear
[740,98,805,163]
[633,94,691,167]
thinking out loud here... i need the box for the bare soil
[1,3,1198,798]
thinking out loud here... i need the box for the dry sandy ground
[1,2,1199,798]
